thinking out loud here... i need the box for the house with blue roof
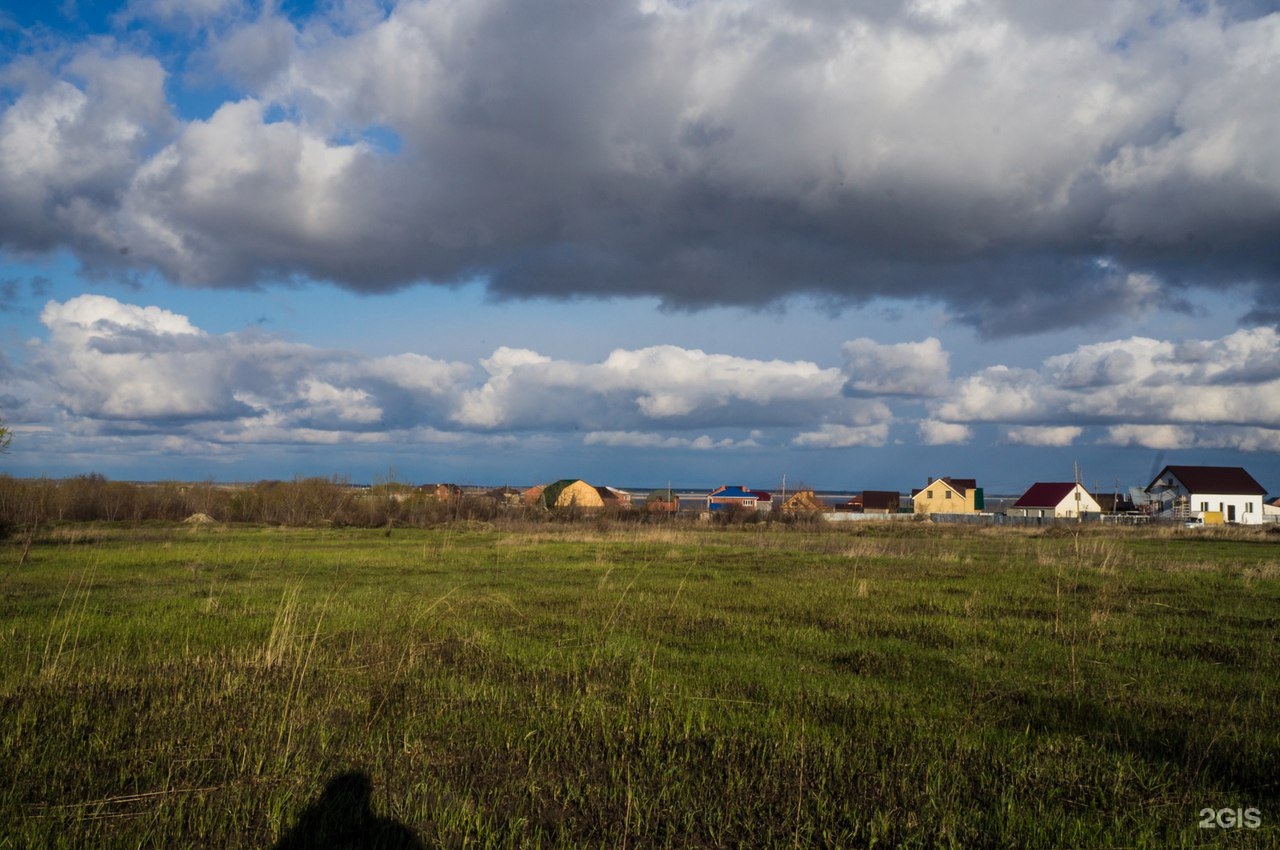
[707,485,769,512]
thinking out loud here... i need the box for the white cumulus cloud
[841,337,951,398]
[583,431,754,450]
[1002,425,1083,447]
[33,294,469,435]
[792,422,891,449]
[918,419,973,445]
[453,344,846,431]
[934,326,1280,451]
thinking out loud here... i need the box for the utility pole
[1074,461,1083,523]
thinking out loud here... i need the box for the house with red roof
[1007,482,1102,519]
[1145,465,1268,524]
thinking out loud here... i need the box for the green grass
[1,522,1278,848]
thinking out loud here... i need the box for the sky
[2,0,1280,492]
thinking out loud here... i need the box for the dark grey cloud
[1242,303,1280,328]
[2,0,1280,335]
[0,277,18,309]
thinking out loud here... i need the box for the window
[1200,502,1209,511]
[926,490,933,499]
[1245,503,1254,513]
[944,491,952,500]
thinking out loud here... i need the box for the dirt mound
[183,513,216,524]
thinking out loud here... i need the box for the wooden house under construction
[779,490,825,513]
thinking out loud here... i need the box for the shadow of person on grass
[272,771,425,850]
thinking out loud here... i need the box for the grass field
[1,520,1277,848]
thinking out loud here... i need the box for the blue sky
[2,0,1280,492]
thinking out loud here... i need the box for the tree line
[0,475,515,533]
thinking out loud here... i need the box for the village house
[1145,465,1268,525]
[526,479,607,509]
[779,490,825,513]
[644,488,679,513]
[912,477,984,515]
[418,483,462,501]
[594,486,633,508]
[1007,482,1102,519]
[1266,498,1280,522]
[485,485,522,506]
[1092,491,1138,514]
[861,491,901,514]
[831,495,862,512]
[707,485,759,512]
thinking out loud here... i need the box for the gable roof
[1093,492,1137,513]
[540,479,580,506]
[925,476,976,492]
[1146,465,1266,496]
[709,485,756,499]
[781,490,824,510]
[541,479,605,508]
[1012,482,1079,508]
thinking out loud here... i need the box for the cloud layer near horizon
[2,0,1279,334]
[5,294,1280,462]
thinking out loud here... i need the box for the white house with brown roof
[1145,465,1268,524]
[1007,483,1102,519]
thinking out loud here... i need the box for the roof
[781,490,824,510]
[1146,465,1267,496]
[709,485,756,499]
[927,477,976,493]
[1012,482,1079,508]
[648,488,678,501]
[485,485,520,499]
[419,482,462,496]
[541,479,588,507]
[862,490,900,509]
[1093,492,1137,512]
[750,490,772,501]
